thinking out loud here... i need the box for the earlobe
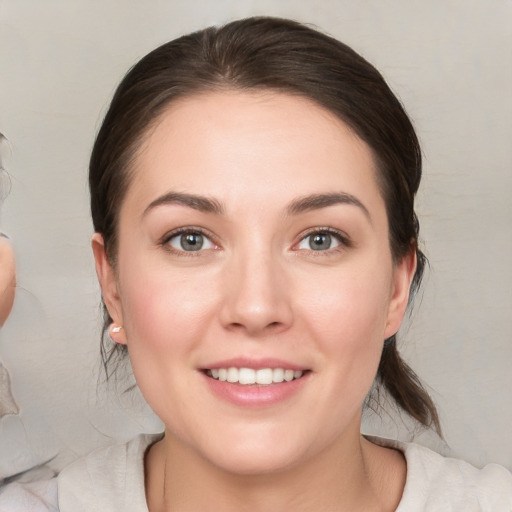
[91,233,126,344]
[108,323,126,345]
[384,250,417,339]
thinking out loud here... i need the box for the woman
[1,16,511,511]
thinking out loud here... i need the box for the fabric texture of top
[0,433,511,511]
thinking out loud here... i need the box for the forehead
[125,90,383,215]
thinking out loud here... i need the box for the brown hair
[90,16,440,434]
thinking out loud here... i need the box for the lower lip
[202,372,309,407]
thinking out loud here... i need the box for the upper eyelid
[160,226,218,246]
[158,226,351,248]
[297,226,350,242]
[292,227,353,252]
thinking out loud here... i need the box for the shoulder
[401,441,512,511]
[0,434,161,512]
[57,433,161,512]
[0,478,58,512]
[368,436,512,511]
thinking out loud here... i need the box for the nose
[219,247,293,337]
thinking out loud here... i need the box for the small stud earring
[111,325,122,333]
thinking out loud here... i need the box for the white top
[1,434,511,511]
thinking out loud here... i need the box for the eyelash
[294,227,352,254]
[160,227,218,256]
[160,226,352,256]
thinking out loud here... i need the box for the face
[94,91,415,475]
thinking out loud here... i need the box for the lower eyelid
[169,234,214,250]
[295,229,350,250]
[296,236,339,250]
[161,228,218,252]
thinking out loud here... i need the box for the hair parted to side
[90,16,441,434]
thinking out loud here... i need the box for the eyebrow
[143,191,224,217]
[143,190,370,221]
[287,192,371,220]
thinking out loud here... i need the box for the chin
[176,420,327,477]
[209,443,307,476]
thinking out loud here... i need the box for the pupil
[310,233,331,250]
[181,233,203,251]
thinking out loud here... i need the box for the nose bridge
[221,234,292,334]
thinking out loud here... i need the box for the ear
[384,249,417,339]
[91,233,127,345]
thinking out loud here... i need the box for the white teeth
[272,368,284,383]
[256,368,273,385]
[239,368,256,385]
[207,367,304,385]
[227,367,238,383]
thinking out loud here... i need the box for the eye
[296,230,346,252]
[166,230,215,252]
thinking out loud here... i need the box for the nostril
[226,320,284,335]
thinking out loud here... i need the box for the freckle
[0,362,19,418]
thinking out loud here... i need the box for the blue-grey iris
[310,233,331,251]
[181,233,204,251]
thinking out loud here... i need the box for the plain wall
[0,0,510,476]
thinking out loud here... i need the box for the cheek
[116,262,220,419]
[304,265,392,345]
[300,265,392,387]
[117,254,220,356]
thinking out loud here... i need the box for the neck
[145,424,406,512]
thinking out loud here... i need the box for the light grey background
[0,0,510,477]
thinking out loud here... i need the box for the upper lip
[201,357,309,372]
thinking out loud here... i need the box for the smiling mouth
[204,367,306,385]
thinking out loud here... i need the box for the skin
[93,91,416,511]
[0,236,16,326]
